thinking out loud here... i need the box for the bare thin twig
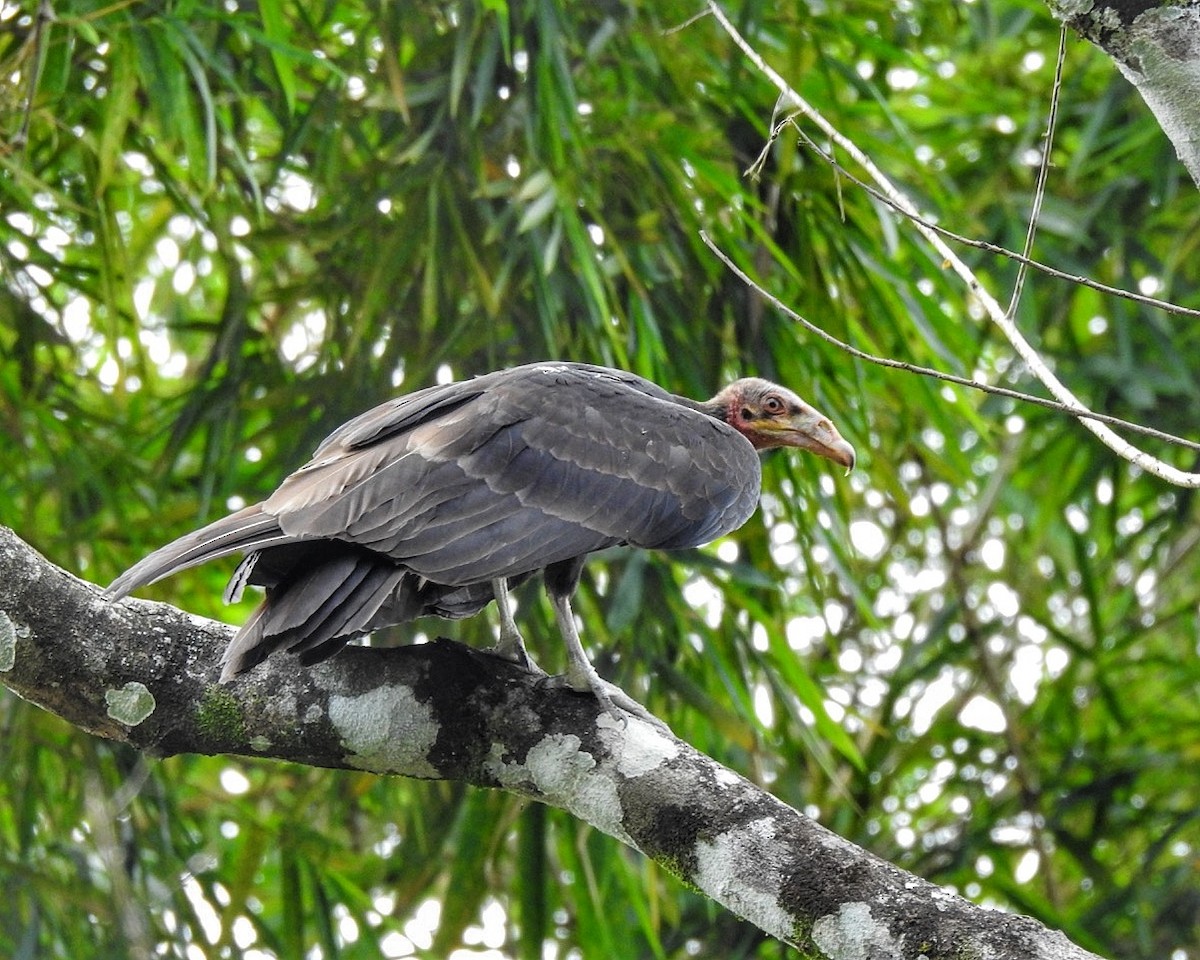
[750,119,1200,322]
[701,233,1200,454]
[1008,25,1068,319]
[705,0,1200,487]
[664,8,711,35]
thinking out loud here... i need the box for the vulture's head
[709,378,856,470]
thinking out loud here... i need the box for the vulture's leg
[546,592,666,726]
[547,591,616,714]
[489,577,540,673]
[542,557,623,719]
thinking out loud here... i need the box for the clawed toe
[538,673,668,731]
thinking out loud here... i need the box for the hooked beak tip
[833,439,856,473]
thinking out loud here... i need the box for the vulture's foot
[565,663,623,722]
[540,673,667,730]
[547,591,624,721]
[484,637,548,677]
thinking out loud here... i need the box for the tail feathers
[223,552,259,604]
[219,555,407,681]
[293,564,407,665]
[215,605,272,679]
[105,505,288,600]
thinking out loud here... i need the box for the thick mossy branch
[0,526,1103,960]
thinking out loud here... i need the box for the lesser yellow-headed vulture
[107,362,855,708]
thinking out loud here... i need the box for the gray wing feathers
[489,369,761,548]
[317,384,485,454]
[256,364,761,581]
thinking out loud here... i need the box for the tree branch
[703,1,1200,488]
[0,525,1104,960]
[1047,1,1200,190]
[10,0,55,153]
[701,232,1200,455]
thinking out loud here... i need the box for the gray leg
[489,578,541,674]
[540,593,665,727]
[550,591,621,719]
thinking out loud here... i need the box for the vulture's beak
[778,405,857,472]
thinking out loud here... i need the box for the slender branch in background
[758,121,1200,322]
[701,233,1200,455]
[1008,25,1068,319]
[705,0,1200,487]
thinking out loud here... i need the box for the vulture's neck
[674,394,723,420]
[678,393,772,454]
[677,395,736,430]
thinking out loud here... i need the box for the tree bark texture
[1049,1,1200,188]
[0,525,1103,960]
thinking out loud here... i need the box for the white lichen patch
[485,734,631,844]
[105,681,157,725]
[183,609,228,631]
[303,703,325,724]
[812,902,903,960]
[328,685,439,777]
[1050,0,1097,19]
[714,767,742,788]
[605,715,679,778]
[263,687,298,723]
[929,885,961,910]
[0,610,18,671]
[693,817,793,941]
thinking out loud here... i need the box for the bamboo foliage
[1,1,1198,957]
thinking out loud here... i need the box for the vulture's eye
[763,395,785,415]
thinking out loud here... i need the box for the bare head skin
[707,378,856,469]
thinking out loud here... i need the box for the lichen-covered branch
[1047,1,1200,189]
[0,526,1103,960]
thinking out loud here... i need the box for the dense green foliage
[2,0,1198,957]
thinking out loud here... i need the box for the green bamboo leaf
[515,802,547,960]
[279,843,304,956]
[480,0,511,62]
[430,792,503,954]
[540,215,564,276]
[516,170,555,202]
[72,16,100,47]
[448,2,477,119]
[257,0,297,115]
[307,865,340,959]
[516,187,558,234]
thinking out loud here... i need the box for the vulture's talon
[483,643,548,678]
[539,673,632,724]
[592,679,669,730]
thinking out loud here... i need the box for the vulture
[106,362,854,709]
